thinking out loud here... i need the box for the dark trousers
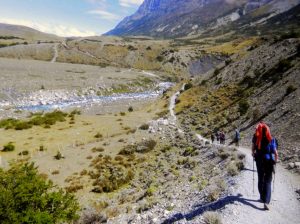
[256,156,273,204]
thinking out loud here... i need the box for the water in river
[0,82,173,113]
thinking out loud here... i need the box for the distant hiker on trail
[211,133,215,143]
[234,129,240,146]
[252,121,278,210]
[216,131,220,143]
[220,131,225,144]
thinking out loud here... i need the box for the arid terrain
[0,12,299,223]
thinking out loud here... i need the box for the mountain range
[107,0,300,38]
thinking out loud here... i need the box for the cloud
[88,9,120,21]
[0,18,97,37]
[119,0,143,8]
[85,0,107,7]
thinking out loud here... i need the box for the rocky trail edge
[170,84,300,224]
[220,146,300,224]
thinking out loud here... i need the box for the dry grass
[203,211,223,224]
[205,37,258,55]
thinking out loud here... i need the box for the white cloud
[0,18,97,37]
[119,0,143,8]
[88,9,120,20]
[85,0,107,7]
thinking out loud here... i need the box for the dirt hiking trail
[170,84,300,224]
[221,146,300,224]
[51,43,58,63]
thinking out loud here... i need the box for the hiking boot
[264,203,270,210]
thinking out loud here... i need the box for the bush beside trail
[0,163,79,223]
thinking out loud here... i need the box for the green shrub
[54,151,64,160]
[219,151,230,160]
[18,150,29,156]
[0,118,19,129]
[90,158,134,193]
[240,75,255,88]
[0,110,68,131]
[146,185,157,196]
[184,83,193,90]
[91,147,104,153]
[0,163,79,223]
[70,109,81,115]
[139,123,149,130]
[3,142,15,152]
[227,162,239,176]
[94,132,103,139]
[137,139,157,153]
[127,45,137,51]
[15,121,32,130]
[207,188,221,202]
[215,78,222,85]
[225,59,232,66]
[280,30,299,40]
[200,80,208,86]
[128,106,133,112]
[214,68,220,76]
[156,55,164,62]
[285,85,297,96]
[118,145,136,155]
[235,161,245,171]
[260,59,293,85]
[238,99,250,115]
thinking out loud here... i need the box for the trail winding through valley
[168,84,300,224]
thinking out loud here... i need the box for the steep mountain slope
[175,37,300,168]
[107,0,300,38]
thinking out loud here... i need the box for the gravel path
[51,43,58,63]
[221,147,300,224]
[164,84,300,224]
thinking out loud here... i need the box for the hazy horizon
[0,0,143,37]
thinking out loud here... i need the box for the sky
[0,0,143,37]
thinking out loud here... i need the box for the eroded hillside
[175,37,300,167]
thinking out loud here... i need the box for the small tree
[0,163,79,223]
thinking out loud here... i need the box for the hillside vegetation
[176,37,300,165]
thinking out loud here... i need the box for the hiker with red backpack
[252,121,278,210]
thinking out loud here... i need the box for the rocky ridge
[107,0,300,38]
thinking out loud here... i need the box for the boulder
[288,162,295,169]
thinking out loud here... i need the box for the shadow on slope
[162,193,264,224]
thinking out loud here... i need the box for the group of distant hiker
[210,130,226,144]
[209,121,278,210]
[210,129,241,145]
